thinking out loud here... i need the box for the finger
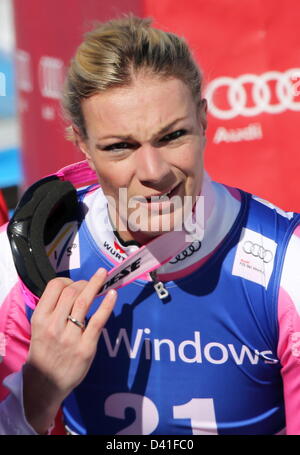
[51,280,89,330]
[83,289,117,343]
[34,277,74,316]
[68,268,108,324]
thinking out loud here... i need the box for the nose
[135,145,173,188]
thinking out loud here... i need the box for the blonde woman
[0,16,299,435]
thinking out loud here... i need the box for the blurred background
[0,0,300,221]
[0,0,20,216]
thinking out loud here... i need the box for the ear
[72,126,96,171]
[198,98,207,133]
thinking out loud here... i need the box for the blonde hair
[62,15,203,140]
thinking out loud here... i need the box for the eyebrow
[95,117,188,143]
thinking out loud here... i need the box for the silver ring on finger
[67,315,86,331]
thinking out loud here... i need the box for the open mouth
[145,183,180,203]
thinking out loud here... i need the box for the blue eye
[160,129,187,143]
[104,142,134,151]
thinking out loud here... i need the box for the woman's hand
[23,268,116,434]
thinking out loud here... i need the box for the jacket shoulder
[0,227,19,306]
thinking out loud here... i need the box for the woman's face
[78,74,207,244]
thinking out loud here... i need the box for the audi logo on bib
[205,69,300,119]
[242,241,273,263]
[169,241,201,264]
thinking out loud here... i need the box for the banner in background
[13,0,300,211]
[13,0,142,188]
[146,0,300,211]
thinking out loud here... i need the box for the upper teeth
[146,191,171,202]
[159,192,170,200]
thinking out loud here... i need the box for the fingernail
[108,289,117,298]
[96,268,107,276]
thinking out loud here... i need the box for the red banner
[145,0,300,211]
[12,0,142,187]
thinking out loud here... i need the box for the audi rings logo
[242,241,273,263]
[204,69,300,119]
[170,241,201,264]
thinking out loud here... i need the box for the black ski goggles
[7,175,78,298]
